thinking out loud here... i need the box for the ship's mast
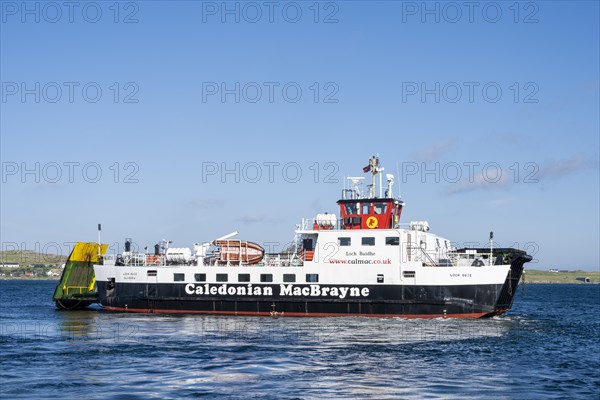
[369,156,379,198]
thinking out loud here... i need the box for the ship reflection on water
[46,311,522,397]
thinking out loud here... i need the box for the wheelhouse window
[238,273,250,282]
[345,203,358,215]
[306,274,319,283]
[283,274,296,283]
[374,203,388,214]
[385,237,399,246]
[194,273,206,282]
[362,237,375,246]
[338,237,351,246]
[260,274,273,283]
[174,273,185,282]
[361,203,371,215]
[216,274,228,282]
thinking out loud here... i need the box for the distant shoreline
[1,276,60,281]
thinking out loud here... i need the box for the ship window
[260,274,273,283]
[238,273,250,282]
[147,270,157,277]
[386,237,399,246]
[362,237,375,246]
[306,273,319,283]
[361,203,370,215]
[174,273,185,282]
[374,203,388,214]
[216,273,228,282]
[302,238,314,251]
[338,237,351,246]
[345,204,358,215]
[194,273,206,282]
[283,274,296,283]
[377,274,384,283]
[403,271,415,278]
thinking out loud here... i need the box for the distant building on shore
[0,262,19,268]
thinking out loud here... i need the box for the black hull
[96,250,532,318]
[495,250,530,310]
[97,282,507,318]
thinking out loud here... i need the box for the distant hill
[0,250,67,267]
[524,269,599,284]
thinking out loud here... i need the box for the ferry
[54,157,532,318]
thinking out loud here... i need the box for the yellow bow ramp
[53,242,108,310]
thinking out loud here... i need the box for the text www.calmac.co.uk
[328,259,392,265]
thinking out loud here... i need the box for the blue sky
[1,1,598,270]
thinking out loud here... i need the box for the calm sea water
[1,280,598,399]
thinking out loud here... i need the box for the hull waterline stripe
[102,305,497,319]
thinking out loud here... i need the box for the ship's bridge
[337,197,403,230]
[335,157,404,230]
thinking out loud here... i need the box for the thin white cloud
[446,155,596,195]
[446,174,510,194]
[537,155,590,179]
[415,139,453,162]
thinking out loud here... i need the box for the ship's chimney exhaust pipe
[97,224,101,258]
